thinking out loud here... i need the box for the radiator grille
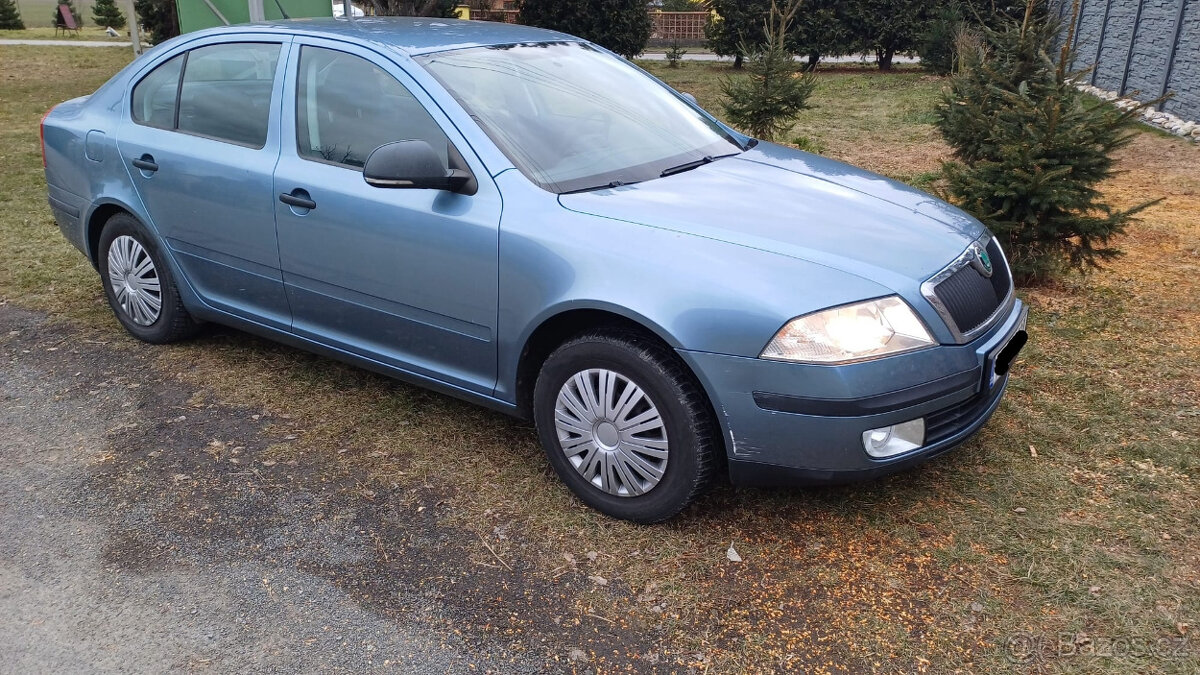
[931,239,1012,336]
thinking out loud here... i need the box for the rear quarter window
[131,54,185,129]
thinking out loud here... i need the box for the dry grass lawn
[2,48,1197,672]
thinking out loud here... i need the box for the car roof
[198,16,580,56]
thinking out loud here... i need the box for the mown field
[3,0,99,29]
[1,46,1197,672]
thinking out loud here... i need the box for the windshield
[417,42,743,194]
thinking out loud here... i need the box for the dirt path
[0,304,657,673]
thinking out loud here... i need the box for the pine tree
[53,0,83,27]
[93,0,127,29]
[720,0,816,141]
[665,40,687,68]
[935,0,1160,282]
[918,3,963,75]
[0,0,25,30]
[518,0,652,59]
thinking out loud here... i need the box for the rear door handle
[279,190,316,210]
[131,155,158,172]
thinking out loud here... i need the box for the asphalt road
[0,303,637,673]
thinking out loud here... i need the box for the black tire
[532,330,719,523]
[97,213,200,344]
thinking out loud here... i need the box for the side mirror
[363,140,474,194]
[681,92,698,105]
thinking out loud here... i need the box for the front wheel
[532,331,718,523]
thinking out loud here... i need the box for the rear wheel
[97,213,199,344]
[533,330,718,523]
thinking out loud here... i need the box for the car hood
[557,143,986,285]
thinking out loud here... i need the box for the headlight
[760,296,935,364]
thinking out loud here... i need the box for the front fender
[492,171,893,403]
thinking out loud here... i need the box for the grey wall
[1058,0,1199,121]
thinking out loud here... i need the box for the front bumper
[679,299,1028,486]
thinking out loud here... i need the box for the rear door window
[177,43,281,148]
[130,42,281,148]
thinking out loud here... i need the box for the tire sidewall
[97,214,181,343]
[533,337,705,523]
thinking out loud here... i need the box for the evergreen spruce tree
[935,0,1160,282]
[92,0,127,29]
[53,0,83,27]
[918,3,963,75]
[720,0,816,141]
[0,0,25,30]
[518,0,651,59]
[665,40,687,68]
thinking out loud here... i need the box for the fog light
[862,419,925,458]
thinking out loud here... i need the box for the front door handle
[279,190,316,210]
[131,155,158,172]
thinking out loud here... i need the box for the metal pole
[1157,0,1188,111]
[344,0,351,17]
[1119,1,1145,97]
[1090,0,1113,86]
[126,0,141,55]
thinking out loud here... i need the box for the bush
[842,0,931,70]
[935,0,1160,283]
[786,0,851,71]
[720,0,816,141]
[0,0,24,30]
[660,0,704,10]
[518,0,651,59]
[134,0,178,44]
[705,0,771,69]
[93,0,127,30]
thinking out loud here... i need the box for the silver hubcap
[554,368,669,497]
[106,235,162,326]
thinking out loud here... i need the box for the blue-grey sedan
[42,17,1027,522]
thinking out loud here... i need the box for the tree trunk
[733,54,744,70]
[878,47,894,71]
[804,51,820,72]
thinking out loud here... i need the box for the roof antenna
[273,0,291,19]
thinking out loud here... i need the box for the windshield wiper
[560,179,639,195]
[659,152,738,178]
